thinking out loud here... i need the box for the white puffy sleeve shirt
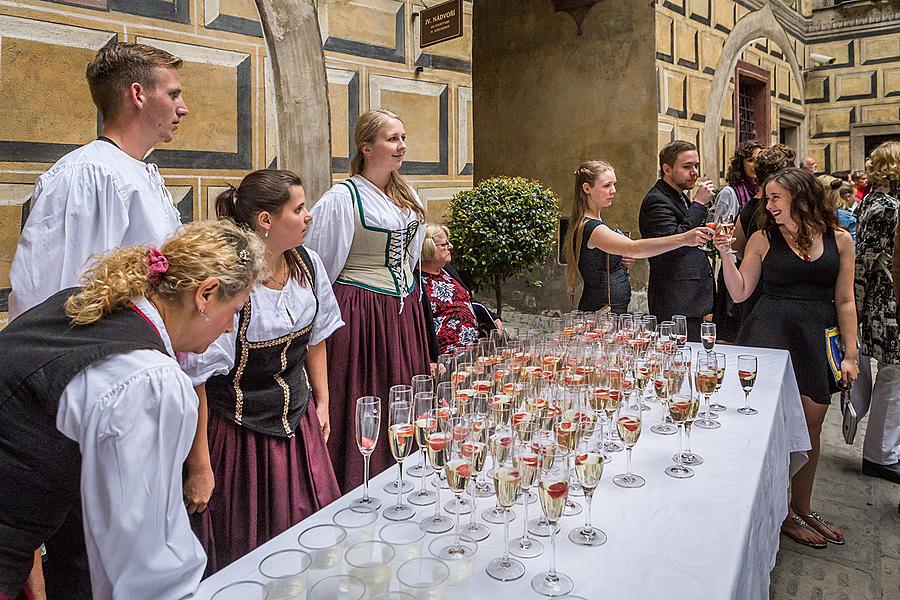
[8,141,182,319]
[180,248,344,387]
[305,175,425,284]
[55,297,206,600]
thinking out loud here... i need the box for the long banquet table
[191,344,811,600]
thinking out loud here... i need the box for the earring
[199,308,210,322]
[264,230,269,239]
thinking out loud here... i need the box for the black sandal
[781,514,827,549]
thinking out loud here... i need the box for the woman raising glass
[565,160,713,313]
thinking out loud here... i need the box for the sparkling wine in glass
[435,417,477,560]
[383,394,415,521]
[384,385,416,494]
[737,354,759,415]
[407,375,434,478]
[408,392,437,506]
[482,428,517,525]
[710,352,727,412]
[665,393,699,479]
[694,352,721,429]
[530,448,574,597]
[612,401,645,488]
[672,316,688,348]
[568,442,606,546]
[510,443,544,559]
[352,396,382,510]
[485,463,526,582]
[419,410,454,534]
[701,322,717,354]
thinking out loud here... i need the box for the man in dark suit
[639,140,716,341]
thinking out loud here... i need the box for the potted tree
[447,176,559,319]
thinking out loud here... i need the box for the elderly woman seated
[420,224,498,354]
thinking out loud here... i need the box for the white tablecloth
[191,344,810,600]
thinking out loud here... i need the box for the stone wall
[0,0,473,320]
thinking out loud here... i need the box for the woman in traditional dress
[306,109,430,493]
[716,167,858,548]
[181,169,343,575]
[0,220,265,600]
[564,160,711,314]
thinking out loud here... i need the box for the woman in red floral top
[420,224,480,353]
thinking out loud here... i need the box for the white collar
[133,297,175,357]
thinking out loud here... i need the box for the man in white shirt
[8,42,189,320]
[6,42,189,600]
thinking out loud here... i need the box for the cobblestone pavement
[498,308,899,600]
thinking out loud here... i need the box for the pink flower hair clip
[147,247,169,285]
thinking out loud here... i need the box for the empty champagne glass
[737,354,759,415]
[435,417,477,560]
[419,409,454,534]
[568,440,606,546]
[710,352,727,412]
[531,447,573,597]
[384,385,416,494]
[694,352,721,429]
[486,460,526,581]
[384,394,416,521]
[665,393,699,479]
[613,399,644,488]
[701,322,717,354]
[352,396,382,510]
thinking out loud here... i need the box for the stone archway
[702,4,806,175]
[255,0,332,203]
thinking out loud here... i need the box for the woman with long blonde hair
[0,220,265,600]
[306,109,430,494]
[565,160,711,312]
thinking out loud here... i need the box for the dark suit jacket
[638,179,714,320]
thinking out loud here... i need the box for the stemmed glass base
[651,423,678,435]
[432,533,477,561]
[383,503,416,521]
[407,488,436,506]
[737,406,758,415]
[562,499,582,516]
[665,464,694,479]
[710,399,726,412]
[482,505,516,524]
[612,473,645,488]
[473,480,494,498]
[509,536,543,558]
[461,521,490,542]
[695,415,721,429]
[568,526,607,547]
[603,440,625,453]
[406,461,429,477]
[673,452,704,466]
[527,517,560,537]
[419,513,453,534]
[486,556,525,581]
[531,571,574,597]
[350,495,382,510]
[383,479,415,494]
[515,490,537,505]
[443,498,471,514]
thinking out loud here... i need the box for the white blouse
[55,297,206,600]
[180,248,344,387]
[305,175,425,284]
[9,140,182,319]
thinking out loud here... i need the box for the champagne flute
[352,396,382,510]
[460,409,490,542]
[435,417,477,560]
[665,393,699,479]
[694,353,721,429]
[408,392,437,506]
[408,378,434,478]
[485,458,526,582]
[469,392,494,498]
[419,409,454,534]
[702,206,719,251]
[674,352,704,467]
[650,354,677,436]
[568,439,606,546]
[384,385,416,494]
[737,354,759,415]
[612,399,645,488]
[602,368,624,453]
[482,428,517,524]
[510,438,544,558]
[383,393,415,521]
[700,322,717,354]
[530,447,574,597]
[710,352,727,412]
[672,315,688,348]
[555,413,582,516]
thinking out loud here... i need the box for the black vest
[0,289,167,595]
[206,248,318,438]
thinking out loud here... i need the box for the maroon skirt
[326,283,431,493]
[191,404,340,576]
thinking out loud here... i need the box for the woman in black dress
[564,160,712,312]
[715,167,858,549]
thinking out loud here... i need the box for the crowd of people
[0,41,898,600]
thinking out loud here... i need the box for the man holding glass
[639,140,715,341]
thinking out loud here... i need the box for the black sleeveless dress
[737,227,841,405]
[577,218,631,314]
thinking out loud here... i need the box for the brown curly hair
[725,140,764,187]
[762,167,838,255]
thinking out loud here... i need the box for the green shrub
[447,176,559,318]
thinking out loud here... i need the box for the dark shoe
[862,459,900,484]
